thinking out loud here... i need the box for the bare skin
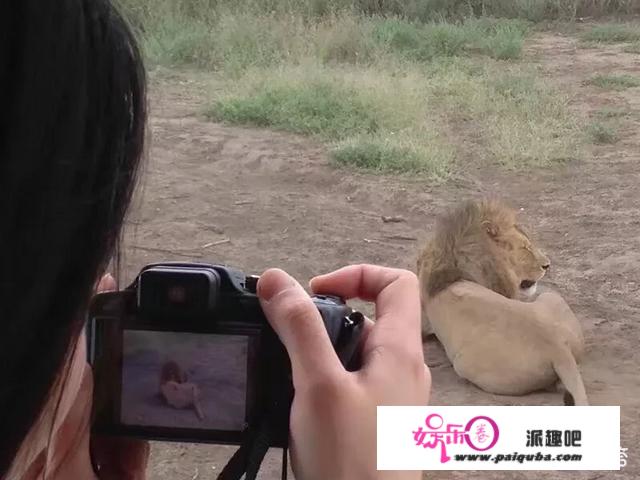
[7,274,150,480]
[424,280,587,405]
[258,265,430,480]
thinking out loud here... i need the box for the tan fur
[417,199,588,405]
[417,198,550,306]
[159,360,205,420]
[159,360,188,390]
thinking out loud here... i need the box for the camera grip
[313,296,365,371]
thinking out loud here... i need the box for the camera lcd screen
[121,330,248,432]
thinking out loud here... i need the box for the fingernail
[308,277,319,291]
[257,269,296,302]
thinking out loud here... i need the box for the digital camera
[86,262,364,448]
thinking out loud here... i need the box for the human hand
[257,265,430,480]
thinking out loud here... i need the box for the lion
[159,360,206,420]
[417,198,588,406]
[159,360,188,388]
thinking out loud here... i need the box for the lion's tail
[552,348,589,406]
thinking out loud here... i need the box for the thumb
[257,269,343,386]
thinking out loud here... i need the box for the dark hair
[0,0,146,474]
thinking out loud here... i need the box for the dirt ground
[120,33,639,479]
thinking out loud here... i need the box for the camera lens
[347,311,365,327]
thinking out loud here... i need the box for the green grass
[206,66,458,177]
[118,0,640,25]
[580,24,640,44]
[121,1,534,71]
[207,82,379,140]
[331,137,452,177]
[479,21,528,60]
[370,18,530,61]
[586,74,640,90]
[587,121,618,144]
[373,20,469,60]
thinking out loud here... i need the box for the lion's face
[497,224,550,299]
[419,198,552,301]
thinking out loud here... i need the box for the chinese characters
[526,429,582,447]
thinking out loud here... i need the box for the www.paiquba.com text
[454,452,582,464]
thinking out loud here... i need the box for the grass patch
[580,24,640,44]
[587,121,618,144]
[207,60,579,174]
[594,107,630,118]
[371,20,469,60]
[139,11,315,72]
[118,0,640,26]
[371,18,530,61]
[208,82,379,140]
[119,0,584,176]
[118,1,535,71]
[423,60,579,167]
[586,74,640,90]
[121,6,531,72]
[478,21,528,60]
[315,15,377,64]
[622,42,640,53]
[331,137,452,178]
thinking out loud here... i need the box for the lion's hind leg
[552,347,589,406]
[190,384,206,420]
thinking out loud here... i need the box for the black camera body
[87,262,364,448]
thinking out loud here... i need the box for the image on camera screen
[121,330,248,431]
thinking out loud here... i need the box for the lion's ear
[482,220,499,238]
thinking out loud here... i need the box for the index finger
[309,264,421,350]
[257,268,345,387]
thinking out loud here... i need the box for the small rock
[381,215,406,223]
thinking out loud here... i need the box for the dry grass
[210,60,580,175]
[118,0,585,176]
[587,74,640,90]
